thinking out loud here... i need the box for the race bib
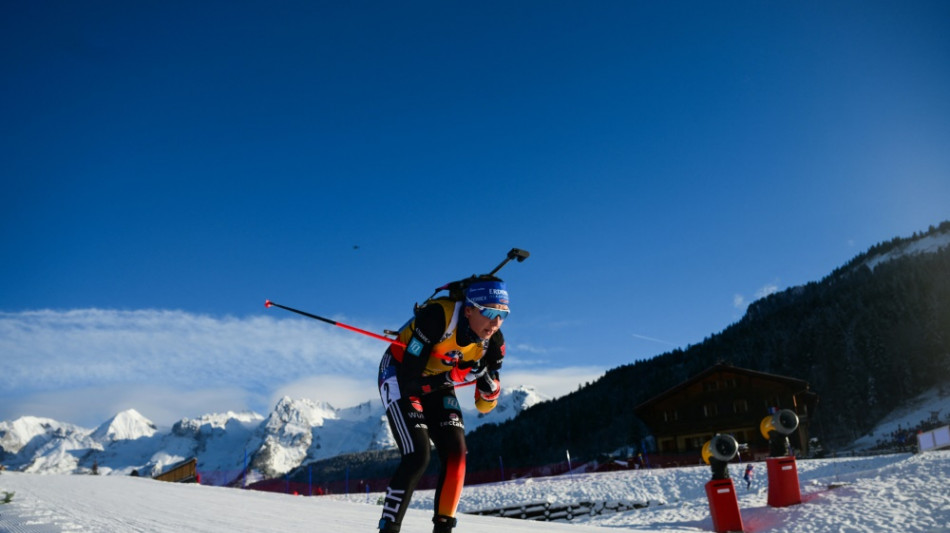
[379,375,401,409]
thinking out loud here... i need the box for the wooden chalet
[634,364,819,459]
[153,457,199,484]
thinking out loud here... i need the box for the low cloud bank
[0,309,603,426]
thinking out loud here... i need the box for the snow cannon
[759,409,798,437]
[760,409,802,508]
[760,409,798,457]
[702,434,739,480]
[701,434,744,533]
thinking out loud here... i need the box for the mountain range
[0,386,545,485]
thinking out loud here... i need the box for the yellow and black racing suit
[377,298,504,532]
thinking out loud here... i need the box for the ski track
[2,452,950,533]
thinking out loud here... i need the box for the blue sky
[2,1,949,427]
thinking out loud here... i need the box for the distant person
[744,464,754,490]
[377,278,509,533]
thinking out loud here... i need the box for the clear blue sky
[2,1,949,427]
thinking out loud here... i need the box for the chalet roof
[633,363,811,414]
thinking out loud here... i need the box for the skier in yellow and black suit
[377,279,509,533]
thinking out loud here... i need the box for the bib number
[380,376,401,409]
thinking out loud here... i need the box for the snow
[849,387,950,451]
[864,231,950,271]
[0,417,87,456]
[4,374,950,532]
[90,409,157,442]
[3,391,950,533]
[2,452,950,532]
[0,386,546,484]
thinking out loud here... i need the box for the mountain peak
[91,409,157,443]
[3,386,540,481]
[268,397,337,429]
[0,416,76,455]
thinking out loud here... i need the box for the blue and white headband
[465,280,509,306]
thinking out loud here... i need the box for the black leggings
[379,387,467,527]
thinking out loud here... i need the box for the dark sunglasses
[466,298,510,320]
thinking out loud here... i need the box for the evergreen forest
[464,222,950,470]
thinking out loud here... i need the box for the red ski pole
[265,300,402,346]
[264,300,468,377]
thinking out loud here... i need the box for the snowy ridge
[0,416,87,456]
[864,230,950,270]
[849,387,950,450]
[251,397,335,478]
[0,416,99,475]
[0,386,545,483]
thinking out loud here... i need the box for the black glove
[475,373,501,402]
[461,357,490,380]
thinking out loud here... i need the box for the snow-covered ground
[2,451,949,532]
[4,386,950,532]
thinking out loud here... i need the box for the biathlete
[377,278,509,533]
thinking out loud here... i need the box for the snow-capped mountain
[251,397,337,478]
[0,385,546,484]
[0,416,95,474]
[91,408,157,442]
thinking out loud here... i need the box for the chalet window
[733,399,749,414]
[663,409,679,422]
[703,403,719,417]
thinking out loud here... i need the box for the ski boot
[432,515,457,533]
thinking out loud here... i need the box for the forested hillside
[290,223,950,483]
[464,222,950,470]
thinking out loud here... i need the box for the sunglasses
[466,298,510,320]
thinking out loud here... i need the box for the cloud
[0,309,383,426]
[0,309,603,427]
[271,374,379,411]
[503,366,606,399]
[2,384,258,429]
[510,342,548,354]
[630,333,677,346]
[754,284,779,299]
[0,309,381,389]
[733,294,746,309]
[733,282,780,310]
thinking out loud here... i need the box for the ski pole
[264,300,465,371]
[265,300,400,345]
